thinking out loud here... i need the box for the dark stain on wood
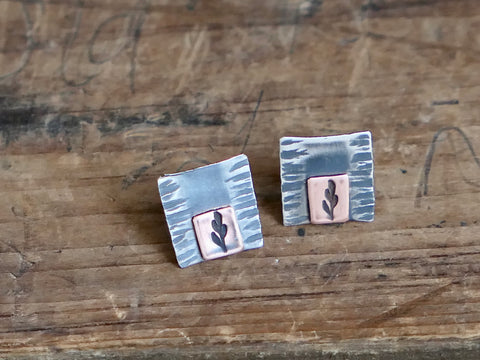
[0,96,227,147]
[47,114,93,138]
[0,95,49,145]
[432,99,459,106]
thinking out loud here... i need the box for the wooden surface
[1,0,480,358]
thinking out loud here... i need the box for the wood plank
[1,0,480,358]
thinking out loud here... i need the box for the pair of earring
[158,131,375,268]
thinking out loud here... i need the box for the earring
[279,131,375,226]
[158,155,263,268]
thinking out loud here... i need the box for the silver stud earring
[158,155,263,268]
[279,131,375,226]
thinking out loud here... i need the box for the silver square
[280,131,375,226]
[158,155,263,268]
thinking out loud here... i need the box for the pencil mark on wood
[55,274,77,287]
[88,13,134,65]
[129,1,149,94]
[2,240,35,279]
[238,90,264,153]
[432,99,459,106]
[122,156,165,190]
[415,127,480,207]
[0,0,43,81]
[122,165,150,190]
[0,0,148,90]
[61,0,101,87]
[62,0,149,91]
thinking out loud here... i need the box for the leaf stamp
[192,206,245,261]
[211,211,228,252]
[322,179,338,220]
[307,174,350,224]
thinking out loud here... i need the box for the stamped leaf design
[211,211,228,252]
[322,200,331,218]
[322,179,339,220]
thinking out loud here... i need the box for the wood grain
[1,0,480,358]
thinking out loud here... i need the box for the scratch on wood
[156,329,193,344]
[289,8,301,54]
[105,292,127,320]
[359,281,457,328]
[290,0,323,54]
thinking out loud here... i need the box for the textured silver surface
[158,155,263,268]
[280,131,375,226]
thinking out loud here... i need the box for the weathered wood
[1,0,480,358]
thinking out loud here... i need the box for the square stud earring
[158,155,263,268]
[279,131,375,226]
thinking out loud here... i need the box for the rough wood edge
[6,339,480,359]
